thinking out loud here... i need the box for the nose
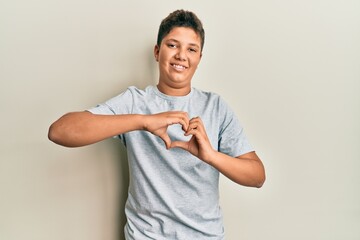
[175,48,186,61]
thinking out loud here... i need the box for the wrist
[203,148,218,165]
[138,114,148,131]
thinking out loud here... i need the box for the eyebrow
[166,39,200,49]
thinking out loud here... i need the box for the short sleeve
[87,88,134,115]
[86,88,134,143]
[218,98,254,157]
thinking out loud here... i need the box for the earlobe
[154,45,160,62]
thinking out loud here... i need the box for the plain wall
[1,0,359,239]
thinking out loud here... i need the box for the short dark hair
[157,10,205,51]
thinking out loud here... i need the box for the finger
[185,129,210,150]
[168,118,189,132]
[170,140,188,150]
[188,116,203,126]
[187,122,199,131]
[180,112,190,130]
[168,113,190,131]
[159,133,172,149]
[185,127,199,136]
[178,118,190,132]
[187,119,205,135]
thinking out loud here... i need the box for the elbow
[255,175,266,188]
[252,166,266,188]
[254,160,266,188]
[48,112,81,147]
[48,120,74,147]
[254,171,266,188]
[48,112,92,148]
[242,171,265,188]
[48,122,63,145]
[235,174,266,188]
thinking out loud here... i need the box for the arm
[48,111,144,147]
[170,117,265,188]
[48,111,189,148]
[208,151,265,188]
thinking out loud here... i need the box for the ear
[154,44,160,62]
[197,52,202,68]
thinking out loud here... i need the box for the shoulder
[192,87,222,102]
[192,88,230,110]
[126,86,147,95]
[120,85,156,99]
[102,86,151,109]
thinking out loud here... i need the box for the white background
[1,0,359,239]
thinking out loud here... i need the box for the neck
[157,83,191,96]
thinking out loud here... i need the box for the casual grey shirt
[88,86,254,240]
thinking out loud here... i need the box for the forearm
[207,151,266,188]
[48,111,144,147]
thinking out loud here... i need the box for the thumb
[170,141,188,150]
[159,133,172,149]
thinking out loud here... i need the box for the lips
[171,63,187,70]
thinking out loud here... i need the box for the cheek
[191,58,201,69]
[159,53,172,64]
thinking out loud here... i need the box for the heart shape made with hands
[149,113,204,153]
[153,115,214,160]
[167,123,192,142]
[157,122,194,150]
[160,117,203,152]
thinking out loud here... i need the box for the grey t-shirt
[88,86,254,240]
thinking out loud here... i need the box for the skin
[154,27,202,96]
[48,27,265,188]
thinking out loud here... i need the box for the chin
[171,79,191,87]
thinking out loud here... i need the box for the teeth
[172,64,186,70]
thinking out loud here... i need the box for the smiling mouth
[171,63,187,70]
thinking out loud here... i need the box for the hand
[170,117,216,163]
[143,111,189,149]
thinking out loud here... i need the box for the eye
[167,44,176,48]
[189,48,197,53]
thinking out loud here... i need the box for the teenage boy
[49,9,265,240]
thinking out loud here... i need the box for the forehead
[162,27,201,46]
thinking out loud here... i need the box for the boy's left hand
[170,116,215,163]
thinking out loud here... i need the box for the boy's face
[154,27,202,95]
